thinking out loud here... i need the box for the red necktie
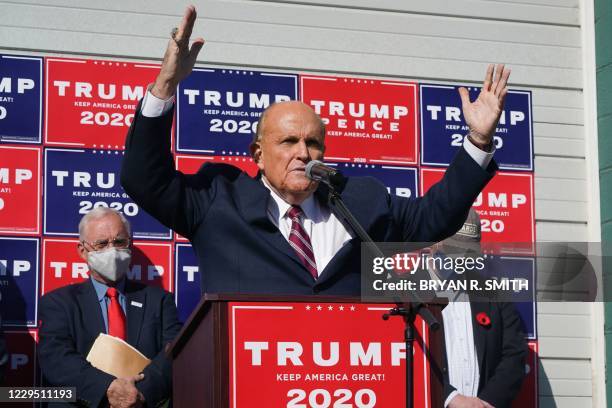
[287,206,318,280]
[106,287,126,340]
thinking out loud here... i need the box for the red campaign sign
[300,75,418,165]
[174,154,258,241]
[42,238,172,295]
[420,169,535,251]
[0,146,40,235]
[130,241,173,291]
[229,302,430,408]
[45,58,159,148]
[4,330,37,388]
[512,341,538,408]
[41,238,86,295]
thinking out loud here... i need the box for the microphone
[305,160,345,187]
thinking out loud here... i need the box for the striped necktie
[286,205,318,280]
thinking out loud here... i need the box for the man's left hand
[459,64,511,149]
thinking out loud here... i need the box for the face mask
[87,248,131,282]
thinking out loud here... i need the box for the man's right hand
[107,373,145,408]
[449,394,494,408]
[151,5,205,100]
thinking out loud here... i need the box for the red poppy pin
[476,312,491,327]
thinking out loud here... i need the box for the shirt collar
[90,276,126,302]
[261,177,318,221]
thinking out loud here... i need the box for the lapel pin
[130,301,143,308]
[476,312,491,327]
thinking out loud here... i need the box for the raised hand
[151,5,205,99]
[458,64,511,149]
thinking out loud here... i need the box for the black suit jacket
[37,279,182,408]
[442,302,527,408]
[121,107,497,296]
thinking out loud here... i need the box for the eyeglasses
[82,237,131,252]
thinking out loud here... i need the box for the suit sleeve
[37,293,115,407]
[120,106,214,238]
[391,147,497,242]
[478,303,528,408]
[135,292,182,406]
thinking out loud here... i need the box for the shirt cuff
[140,90,175,118]
[444,390,460,408]
[463,135,495,169]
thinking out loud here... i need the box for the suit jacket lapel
[322,180,378,237]
[125,281,146,347]
[470,301,489,370]
[315,181,378,285]
[77,280,106,338]
[235,173,313,277]
[235,173,381,283]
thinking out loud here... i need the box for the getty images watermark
[360,242,609,303]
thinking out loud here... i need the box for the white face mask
[87,248,132,282]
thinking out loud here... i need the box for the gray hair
[78,207,131,240]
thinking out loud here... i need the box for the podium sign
[228,302,430,408]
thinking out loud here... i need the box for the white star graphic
[316,305,322,311]
[350,306,356,311]
[339,306,345,311]
[306,305,311,311]
[328,305,333,311]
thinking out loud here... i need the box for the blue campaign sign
[0,237,39,327]
[0,54,43,144]
[176,68,298,155]
[420,84,533,171]
[43,148,171,239]
[174,243,201,323]
[332,163,418,199]
[486,255,536,339]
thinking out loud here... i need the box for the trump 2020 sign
[301,75,418,165]
[334,163,418,199]
[174,243,200,322]
[229,302,430,408]
[43,148,171,239]
[0,237,39,327]
[420,84,533,171]
[0,145,40,235]
[176,68,297,155]
[0,54,43,144]
[45,57,159,149]
[421,168,535,250]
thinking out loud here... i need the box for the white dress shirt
[442,297,480,406]
[427,268,480,407]
[261,177,353,275]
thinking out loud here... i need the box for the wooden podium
[169,294,446,407]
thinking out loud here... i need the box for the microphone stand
[326,187,440,408]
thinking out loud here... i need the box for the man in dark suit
[38,208,182,408]
[121,6,510,296]
[0,313,6,384]
[430,210,527,408]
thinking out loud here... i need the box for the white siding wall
[0,0,597,406]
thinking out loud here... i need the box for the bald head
[249,101,327,205]
[253,101,326,146]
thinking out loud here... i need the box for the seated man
[38,208,182,407]
[430,209,527,408]
[0,313,6,384]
